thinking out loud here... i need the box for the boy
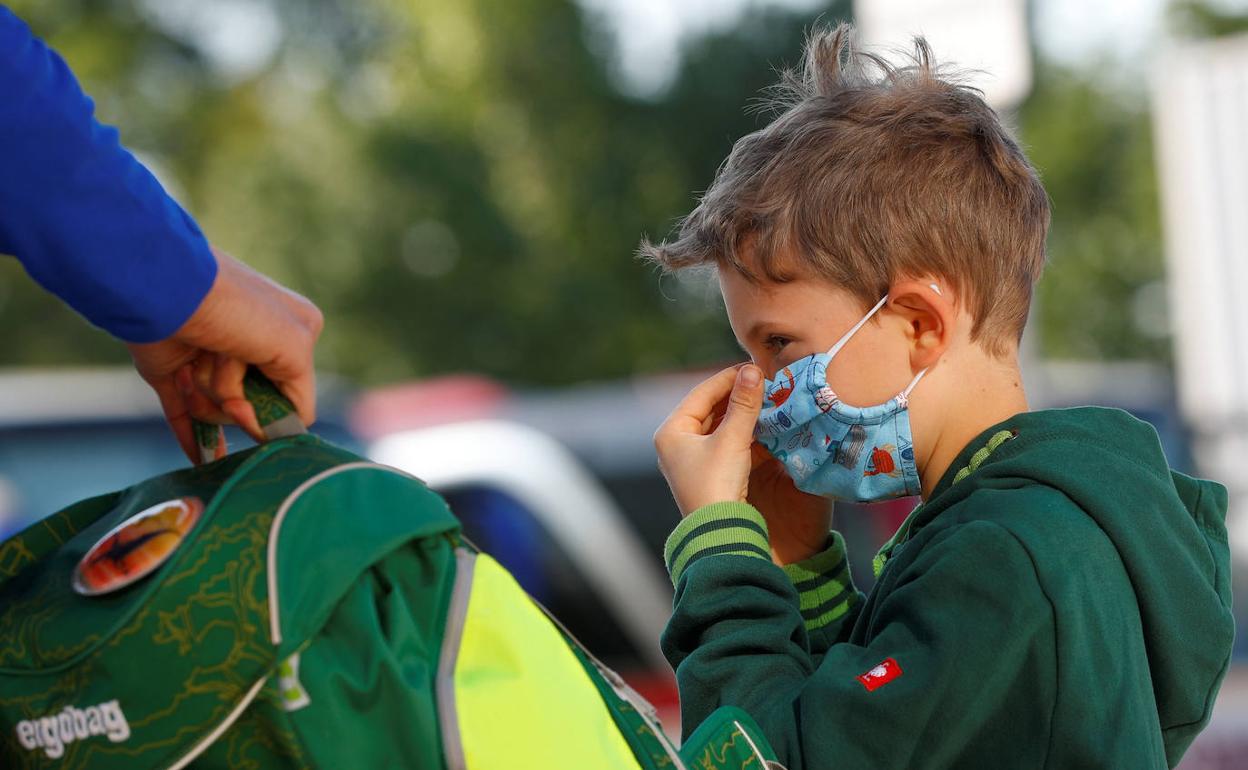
[644,24,1233,769]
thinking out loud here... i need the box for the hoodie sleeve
[662,508,1053,770]
[778,530,865,656]
[0,9,217,343]
[664,503,866,647]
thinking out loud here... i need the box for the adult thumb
[719,364,764,443]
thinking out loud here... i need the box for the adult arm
[0,7,216,342]
[0,10,322,457]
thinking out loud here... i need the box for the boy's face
[718,264,918,410]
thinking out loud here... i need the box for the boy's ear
[887,279,954,371]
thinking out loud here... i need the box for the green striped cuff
[664,502,771,586]
[781,531,857,633]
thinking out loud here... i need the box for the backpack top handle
[192,366,307,463]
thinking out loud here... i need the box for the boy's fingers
[664,365,746,435]
[717,365,764,444]
[703,394,730,433]
[751,441,773,469]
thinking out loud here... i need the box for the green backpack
[0,373,781,769]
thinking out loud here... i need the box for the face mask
[754,295,925,502]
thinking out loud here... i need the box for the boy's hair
[639,24,1050,356]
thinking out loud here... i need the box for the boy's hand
[654,364,763,516]
[747,446,833,564]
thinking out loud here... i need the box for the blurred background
[2,0,1247,764]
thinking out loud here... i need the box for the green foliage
[0,0,1179,384]
[1,0,848,384]
[1170,0,1248,37]
[1018,60,1170,362]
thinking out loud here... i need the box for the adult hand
[127,247,323,462]
[654,364,763,517]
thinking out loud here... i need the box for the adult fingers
[239,278,320,427]
[178,248,322,428]
[716,364,764,445]
[260,284,322,424]
[186,355,232,425]
[148,373,198,463]
[258,352,318,428]
[210,354,264,442]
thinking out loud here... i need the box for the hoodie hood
[921,406,1234,763]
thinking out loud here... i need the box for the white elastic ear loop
[826,295,889,358]
[895,367,927,408]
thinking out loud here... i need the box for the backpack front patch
[72,497,203,596]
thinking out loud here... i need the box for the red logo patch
[856,657,903,692]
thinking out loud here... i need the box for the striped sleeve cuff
[781,531,857,633]
[663,502,771,586]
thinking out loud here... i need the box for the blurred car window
[0,422,181,539]
[0,421,359,541]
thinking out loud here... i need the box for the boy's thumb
[719,364,763,442]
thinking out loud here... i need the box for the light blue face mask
[754,295,926,502]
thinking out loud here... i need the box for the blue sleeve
[0,8,217,343]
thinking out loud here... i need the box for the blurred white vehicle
[367,417,681,732]
[366,419,673,673]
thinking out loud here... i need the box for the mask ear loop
[824,294,926,409]
[894,368,926,409]
[826,295,889,357]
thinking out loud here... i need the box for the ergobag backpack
[0,372,782,769]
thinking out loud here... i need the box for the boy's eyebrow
[744,320,788,340]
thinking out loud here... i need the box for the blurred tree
[1022,0,1248,363]
[1170,0,1248,37]
[0,0,1183,386]
[0,0,849,384]
[1019,59,1170,362]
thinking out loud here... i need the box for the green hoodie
[661,407,1234,769]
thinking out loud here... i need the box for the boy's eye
[764,335,791,352]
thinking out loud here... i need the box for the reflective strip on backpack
[436,548,476,770]
[437,549,643,770]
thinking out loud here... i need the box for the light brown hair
[639,23,1050,356]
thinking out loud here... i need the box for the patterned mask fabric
[754,295,926,502]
